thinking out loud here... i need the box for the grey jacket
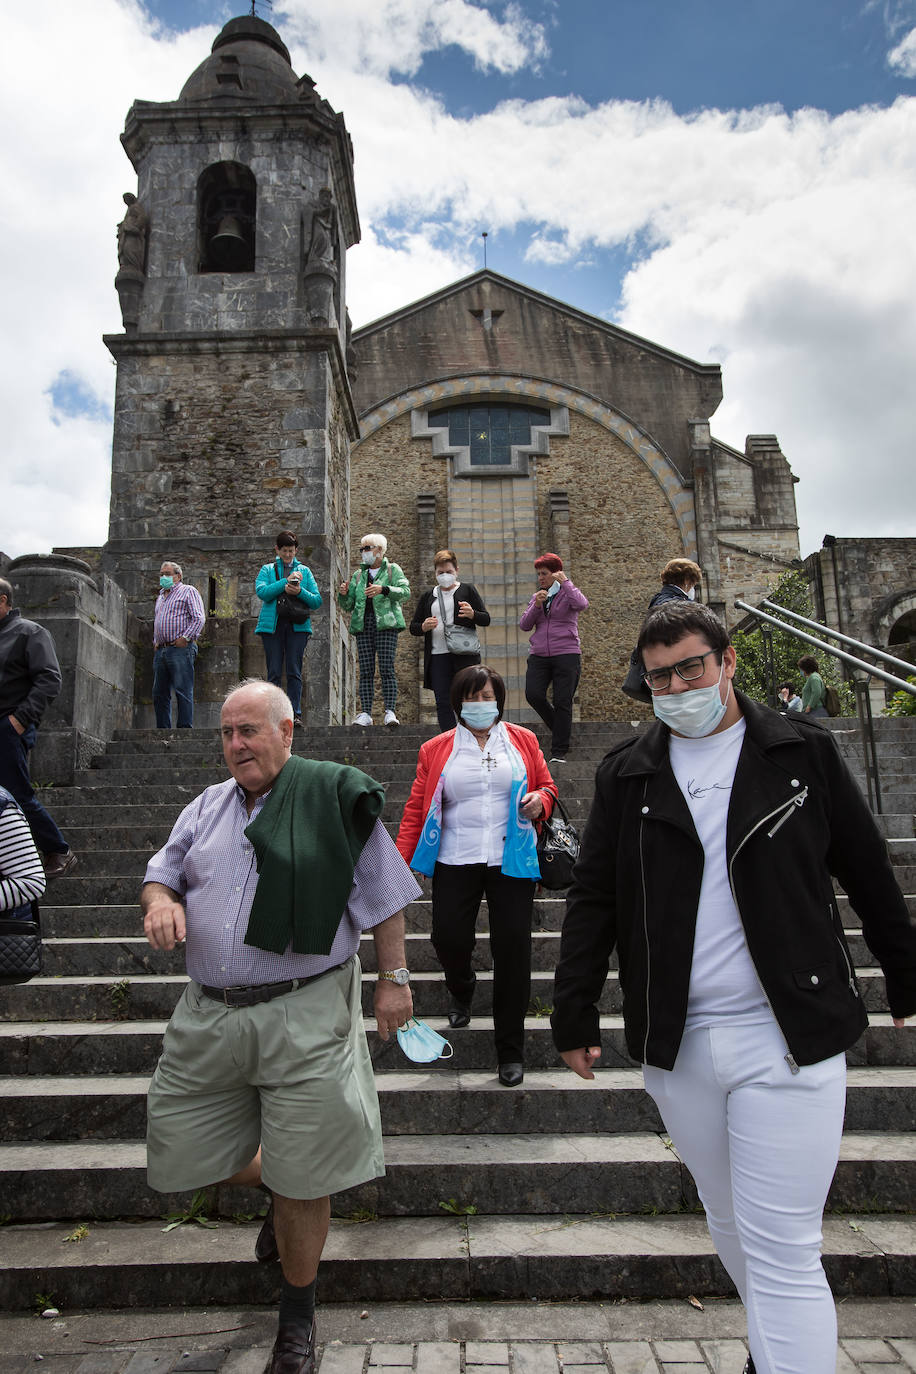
[0,609,63,728]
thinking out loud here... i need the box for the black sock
[279,1275,316,1327]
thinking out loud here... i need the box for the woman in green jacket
[338,532,410,726]
[798,654,828,718]
[255,531,322,726]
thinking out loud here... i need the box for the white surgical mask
[650,660,730,738]
[686,586,696,601]
[460,701,500,730]
[397,1017,454,1064]
[361,549,376,565]
[546,581,560,598]
[436,572,457,588]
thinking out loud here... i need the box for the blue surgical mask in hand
[396,1017,454,1064]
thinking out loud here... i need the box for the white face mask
[361,549,377,565]
[686,586,696,601]
[650,659,730,738]
[436,571,457,588]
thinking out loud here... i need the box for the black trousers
[431,861,534,1063]
[428,652,480,730]
[524,652,581,757]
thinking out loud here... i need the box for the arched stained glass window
[427,402,551,467]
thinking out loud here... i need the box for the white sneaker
[384,709,400,727]
[354,712,373,727]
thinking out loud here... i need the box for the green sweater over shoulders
[243,754,385,956]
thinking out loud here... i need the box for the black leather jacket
[551,693,916,1069]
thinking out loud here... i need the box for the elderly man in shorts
[141,680,420,1374]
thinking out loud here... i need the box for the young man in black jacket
[552,602,916,1374]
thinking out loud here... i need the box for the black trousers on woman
[428,652,480,730]
[431,861,534,1064]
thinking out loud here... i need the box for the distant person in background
[519,554,589,764]
[409,550,490,730]
[623,558,703,703]
[0,578,76,878]
[338,534,410,728]
[255,532,322,728]
[153,561,206,729]
[798,656,828,717]
[778,682,802,713]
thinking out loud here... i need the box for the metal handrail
[759,599,916,681]
[734,599,916,815]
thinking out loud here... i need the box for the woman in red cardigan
[396,665,557,1086]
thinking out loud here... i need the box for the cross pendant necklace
[481,751,497,772]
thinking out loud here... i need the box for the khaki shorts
[147,956,384,1199]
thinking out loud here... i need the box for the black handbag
[275,562,311,625]
[0,902,42,979]
[536,797,580,890]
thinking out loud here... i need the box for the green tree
[732,570,853,711]
[883,676,916,717]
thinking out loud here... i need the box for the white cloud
[888,24,916,73]
[277,0,548,77]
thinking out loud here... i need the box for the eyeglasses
[360,545,375,553]
[642,648,719,692]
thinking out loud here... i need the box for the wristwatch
[377,967,410,986]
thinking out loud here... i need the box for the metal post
[760,624,777,709]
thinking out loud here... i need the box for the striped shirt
[153,582,206,648]
[0,795,46,913]
[144,777,421,987]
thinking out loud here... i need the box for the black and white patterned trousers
[356,609,399,711]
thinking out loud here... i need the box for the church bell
[209,215,249,272]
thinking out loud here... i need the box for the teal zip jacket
[338,558,410,633]
[255,559,322,635]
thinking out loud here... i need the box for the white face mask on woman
[436,571,457,588]
[361,549,377,566]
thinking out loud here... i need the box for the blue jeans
[261,624,309,715]
[0,716,68,855]
[153,643,197,728]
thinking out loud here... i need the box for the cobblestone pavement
[3,1303,916,1374]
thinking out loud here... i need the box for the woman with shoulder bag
[409,549,491,730]
[396,665,557,1086]
[255,531,322,727]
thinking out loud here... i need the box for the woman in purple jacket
[518,553,589,764]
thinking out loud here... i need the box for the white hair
[161,560,183,578]
[222,679,293,727]
[360,532,387,556]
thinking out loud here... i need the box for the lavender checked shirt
[144,776,422,988]
[153,582,206,649]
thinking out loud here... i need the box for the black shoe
[743,1357,756,1374]
[293,714,303,728]
[498,1062,524,1087]
[255,1199,279,1263]
[447,1003,471,1029]
[43,849,78,879]
[265,1317,315,1374]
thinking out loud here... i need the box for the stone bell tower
[101,14,359,724]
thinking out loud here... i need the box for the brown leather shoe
[264,1317,315,1374]
[255,1199,279,1263]
[43,850,77,880]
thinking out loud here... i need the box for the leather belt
[199,962,340,1008]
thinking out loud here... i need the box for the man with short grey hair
[142,680,420,1374]
[152,560,205,728]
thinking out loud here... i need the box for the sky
[2,0,916,563]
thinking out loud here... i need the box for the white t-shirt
[439,724,513,866]
[668,717,769,1028]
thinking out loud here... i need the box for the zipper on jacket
[727,789,812,1075]
[765,786,808,837]
[832,906,860,998]
[638,802,652,1063]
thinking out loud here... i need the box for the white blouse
[438,723,514,866]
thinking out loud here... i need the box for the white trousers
[643,1018,846,1374]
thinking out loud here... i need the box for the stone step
[2,1017,913,1077]
[0,966,894,1023]
[2,1065,911,1144]
[29,930,891,977]
[1,1130,913,1224]
[3,1210,911,1311]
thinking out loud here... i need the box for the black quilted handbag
[0,902,42,978]
[536,796,580,890]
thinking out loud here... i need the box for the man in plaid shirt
[153,561,206,728]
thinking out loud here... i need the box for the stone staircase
[1,717,915,1312]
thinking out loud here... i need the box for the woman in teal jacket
[338,532,410,726]
[255,530,322,726]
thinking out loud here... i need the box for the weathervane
[250,0,273,16]
[481,231,488,268]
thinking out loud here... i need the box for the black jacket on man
[551,692,916,1070]
[409,582,490,688]
[0,609,62,728]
